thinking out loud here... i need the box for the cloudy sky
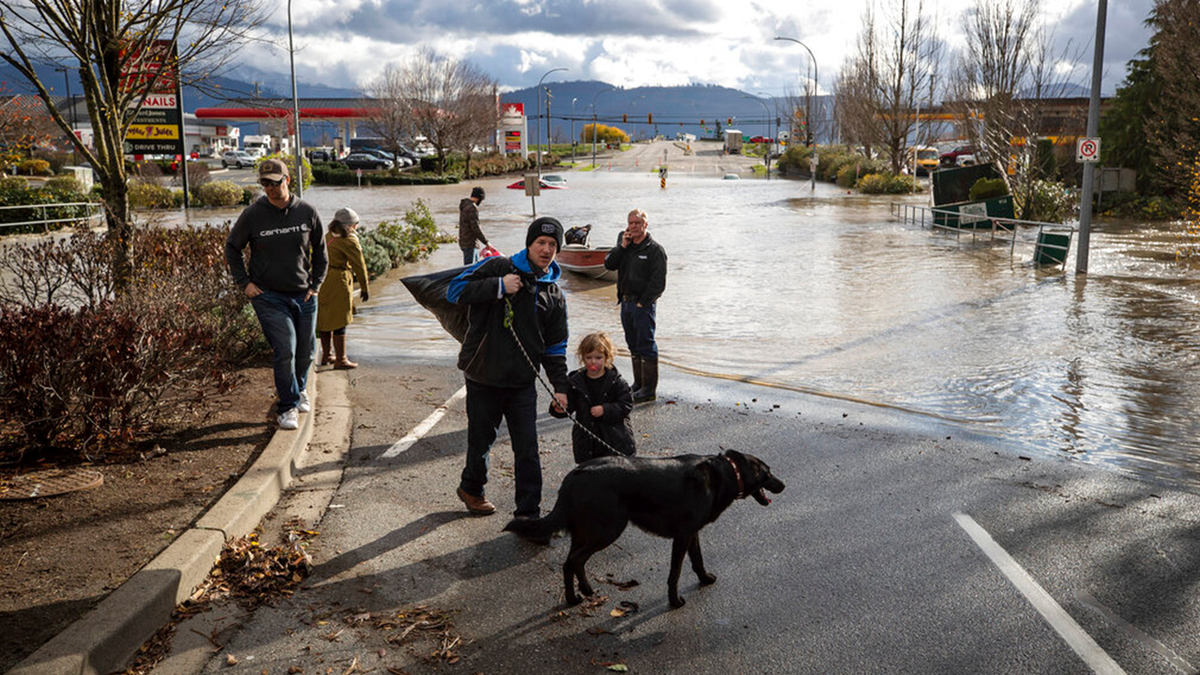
[235,0,1156,97]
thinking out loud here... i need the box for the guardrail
[890,202,1076,266]
[0,201,105,233]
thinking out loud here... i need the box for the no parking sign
[1076,137,1100,163]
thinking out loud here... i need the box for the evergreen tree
[1100,50,1159,193]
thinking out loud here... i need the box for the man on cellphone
[604,208,667,403]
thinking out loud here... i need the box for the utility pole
[54,66,78,164]
[1076,0,1108,274]
[571,97,577,164]
[288,0,303,198]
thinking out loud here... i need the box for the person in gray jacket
[225,158,328,430]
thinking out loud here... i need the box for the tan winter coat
[317,233,369,332]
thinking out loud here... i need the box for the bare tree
[364,46,498,174]
[945,0,1086,218]
[840,0,942,174]
[0,0,263,290]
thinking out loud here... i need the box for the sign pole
[175,75,189,209]
[1075,0,1108,274]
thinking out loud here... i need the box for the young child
[550,332,636,463]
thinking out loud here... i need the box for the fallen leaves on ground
[602,574,639,590]
[375,605,468,665]
[193,531,313,609]
[609,600,639,618]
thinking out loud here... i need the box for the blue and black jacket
[447,250,569,391]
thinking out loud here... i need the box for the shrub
[34,151,72,175]
[360,235,392,279]
[242,186,260,205]
[776,144,814,174]
[16,159,51,176]
[858,172,919,194]
[43,176,84,195]
[0,175,29,195]
[969,177,1009,201]
[180,161,212,189]
[127,181,174,209]
[132,161,164,180]
[0,301,227,456]
[1015,180,1074,222]
[0,180,96,234]
[194,180,244,207]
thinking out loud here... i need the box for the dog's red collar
[724,455,745,498]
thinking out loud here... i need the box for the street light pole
[571,97,577,164]
[590,87,614,168]
[287,0,303,198]
[774,36,818,147]
[534,67,567,216]
[1076,0,1108,275]
[54,66,77,164]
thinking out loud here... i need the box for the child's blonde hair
[576,332,616,369]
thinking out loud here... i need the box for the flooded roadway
[168,171,1200,489]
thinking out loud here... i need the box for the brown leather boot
[456,487,496,515]
[319,332,334,366]
[332,334,358,369]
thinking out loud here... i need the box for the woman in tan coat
[317,207,370,369]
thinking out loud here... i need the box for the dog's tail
[503,483,572,544]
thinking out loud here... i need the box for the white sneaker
[277,408,299,430]
[297,391,311,413]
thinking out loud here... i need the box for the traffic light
[622,113,627,123]
[727,118,732,125]
[647,113,653,124]
[700,119,705,126]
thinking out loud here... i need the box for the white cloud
[240,0,1154,98]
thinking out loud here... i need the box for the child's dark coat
[550,366,636,462]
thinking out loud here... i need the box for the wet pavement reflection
[170,172,1200,488]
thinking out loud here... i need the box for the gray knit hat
[333,207,359,225]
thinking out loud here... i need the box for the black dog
[504,450,784,608]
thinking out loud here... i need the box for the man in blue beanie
[446,216,569,519]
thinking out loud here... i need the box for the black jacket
[446,250,568,391]
[603,232,667,304]
[458,198,488,249]
[550,366,635,462]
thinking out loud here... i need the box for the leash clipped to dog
[503,297,624,456]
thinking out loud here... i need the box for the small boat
[556,224,616,281]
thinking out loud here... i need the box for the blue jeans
[460,379,541,516]
[250,289,316,413]
[462,247,478,265]
[620,300,658,359]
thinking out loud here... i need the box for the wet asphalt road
[196,344,1200,675]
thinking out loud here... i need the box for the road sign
[1076,137,1100,163]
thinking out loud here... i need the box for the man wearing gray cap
[225,158,328,430]
[458,186,489,265]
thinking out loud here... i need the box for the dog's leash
[504,297,624,456]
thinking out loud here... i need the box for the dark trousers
[620,300,658,358]
[461,247,478,265]
[460,379,542,516]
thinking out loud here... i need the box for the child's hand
[590,405,604,418]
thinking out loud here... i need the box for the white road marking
[380,386,466,459]
[953,512,1127,675]
[1076,591,1197,674]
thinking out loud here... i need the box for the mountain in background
[499,80,826,143]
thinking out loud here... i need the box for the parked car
[749,136,770,144]
[342,153,393,171]
[955,154,977,167]
[906,146,940,176]
[541,174,569,188]
[940,144,977,166]
[221,150,255,169]
[506,177,568,190]
[309,149,331,162]
[358,148,412,168]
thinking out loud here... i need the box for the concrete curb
[8,376,323,675]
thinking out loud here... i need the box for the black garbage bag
[401,266,472,343]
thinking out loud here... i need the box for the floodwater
[169,172,1200,488]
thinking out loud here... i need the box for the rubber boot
[319,332,335,366]
[633,357,658,403]
[333,334,358,369]
[630,355,644,394]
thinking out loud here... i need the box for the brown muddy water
[162,172,1200,488]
